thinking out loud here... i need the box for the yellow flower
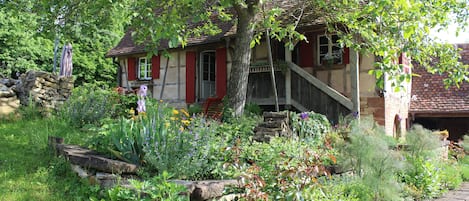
[129,108,135,115]
[170,117,178,121]
[172,109,179,115]
[179,127,184,132]
[180,109,190,117]
[181,120,190,126]
[165,122,170,127]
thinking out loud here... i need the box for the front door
[200,51,216,100]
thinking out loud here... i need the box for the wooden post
[285,48,292,109]
[266,30,279,112]
[350,48,360,118]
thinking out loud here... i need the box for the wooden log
[55,144,138,174]
[257,120,286,128]
[66,152,138,174]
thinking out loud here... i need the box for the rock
[0,84,15,98]
[171,179,241,201]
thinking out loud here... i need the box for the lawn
[0,117,99,201]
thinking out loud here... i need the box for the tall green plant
[338,118,403,201]
[400,125,446,199]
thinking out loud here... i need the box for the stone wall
[0,78,20,116]
[0,71,74,117]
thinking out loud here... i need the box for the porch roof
[106,1,324,57]
[410,44,469,115]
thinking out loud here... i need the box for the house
[106,3,411,137]
[410,44,469,141]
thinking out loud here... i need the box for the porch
[246,49,360,124]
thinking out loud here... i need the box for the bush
[58,84,138,128]
[290,111,331,139]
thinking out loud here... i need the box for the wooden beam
[287,62,353,110]
[285,48,292,107]
[350,49,360,117]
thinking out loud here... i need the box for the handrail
[287,61,353,110]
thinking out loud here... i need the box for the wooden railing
[246,61,353,124]
[287,61,352,124]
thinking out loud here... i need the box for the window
[138,57,152,80]
[318,34,342,65]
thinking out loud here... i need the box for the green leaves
[314,0,469,90]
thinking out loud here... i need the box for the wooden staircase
[253,111,292,142]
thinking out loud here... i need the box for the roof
[106,19,236,57]
[410,44,469,114]
[106,1,324,57]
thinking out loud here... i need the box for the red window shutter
[186,51,196,104]
[151,55,160,79]
[299,41,313,67]
[343,47,350,64]
[127,57,137,81]
[215,47,227,98]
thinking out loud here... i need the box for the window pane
[319,46,329,55]
[332,35,339,43]
[319,36,328,45]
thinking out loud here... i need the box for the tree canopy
[0,0,132,86]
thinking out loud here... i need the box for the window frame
[317,34,343,66]
[137,57,152,80]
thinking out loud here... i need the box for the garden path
[434,182,469,201]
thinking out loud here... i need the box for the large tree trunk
[227,3,257,116]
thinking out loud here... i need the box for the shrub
[290,111,331,139]
[59,85,118,128]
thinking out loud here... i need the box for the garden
[1,84,469,201]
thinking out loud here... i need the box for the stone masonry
[0,71,74,117]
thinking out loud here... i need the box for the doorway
[200,51,216,100]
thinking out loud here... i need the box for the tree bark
[226,2,258,116]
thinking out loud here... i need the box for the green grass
[0,117,100,201]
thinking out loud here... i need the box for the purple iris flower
[352,111,359,118]
[137,99,146,113]
[300,112,309,120]
[139,85,148,97]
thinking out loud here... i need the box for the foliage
[222,134,337,200]
[244,102,262,116]
[0,0,131,87]
[399,125,450,199]
[187,103,202,116]
[290,111,331,139]
[58,85,136,128]
[0,2,53,76]
[105,171,188,201]
[338,118,404,201]
[143,110,218,179]
[314,0,469,89]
